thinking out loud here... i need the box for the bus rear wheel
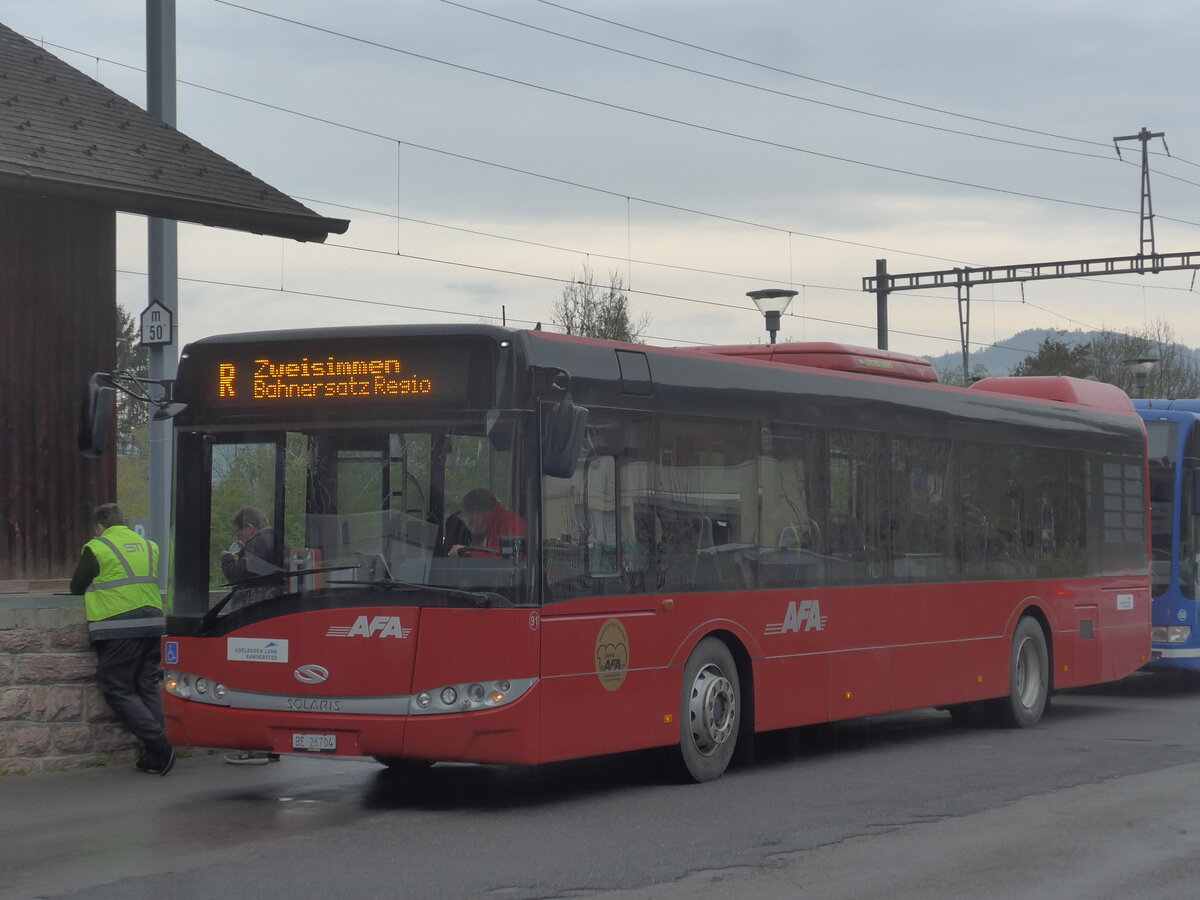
[673,637,740,783]
[990,616,1049,728]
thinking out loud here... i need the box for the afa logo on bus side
[595,618,630,691]
[764,599,828,635]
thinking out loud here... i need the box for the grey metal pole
[874,258,889,350]
[147,0,178,590]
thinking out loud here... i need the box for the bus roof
[1133,398,1200,414]
[969,376,1136,415]
[691,342,939,383]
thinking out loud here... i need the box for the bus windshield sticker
[226,638,289,663]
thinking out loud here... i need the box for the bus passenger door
[540,445,660,762]
[539,608,658,763]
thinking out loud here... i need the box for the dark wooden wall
[0,193,116,582]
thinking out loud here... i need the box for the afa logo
[594,618,630,692]
[325,616,412,639]
[764,599,828,635]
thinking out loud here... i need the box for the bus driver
[447,488,525,558]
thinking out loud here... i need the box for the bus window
[826,429,887,584]
[1095,457,1149,576]
[889,435,952,583]
[954,441,1031,581]
[1182,424,1200,601]
[1145,421,1178,595]
[759,423,819,588]
[207,435,304,593]
[543,411,653,601]
[1183,468,1200,601]
[656,414,757,593]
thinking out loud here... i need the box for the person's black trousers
[93,636,171,764]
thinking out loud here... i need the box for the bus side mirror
[78,374,116,458]
[542,394,588,479]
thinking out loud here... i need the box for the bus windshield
[168,411,533,628]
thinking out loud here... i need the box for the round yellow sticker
[595,618,630,691]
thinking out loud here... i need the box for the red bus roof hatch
[694,342,939,383]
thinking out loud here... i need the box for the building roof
[0,22,348,242]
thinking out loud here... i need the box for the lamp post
[747,288,798,344]
[1123,356,1158,398]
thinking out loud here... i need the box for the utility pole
[146,0,178,589]
[1113,127,1168,262]
[867,127,1187,369]
[873,259,889,350]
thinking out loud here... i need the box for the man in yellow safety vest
[70,503,174,775]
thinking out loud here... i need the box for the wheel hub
[689,664,736,756]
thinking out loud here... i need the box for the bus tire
[991,616,1049,728]
[374,757,434,775]
[674,637,740,783]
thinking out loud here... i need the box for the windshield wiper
[193,564,361,635]
[326,578,508,608]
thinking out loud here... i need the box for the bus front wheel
[673,637,740,783]
[991,616,1049,728]
[374,757,434,777]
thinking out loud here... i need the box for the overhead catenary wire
[209,0,1190,224]
[34,36,978,268]
[442,0,1114,162]
[29,14,1184,365]
[530,0,1153,157]
[38,32,1200,265]
[115,263,1046,357]
[37,31,1182,344]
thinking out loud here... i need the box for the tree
[1007,319,1200,398]
[552,263,650,342]
[115,305,149,450]
[115,306,150,518]
[1086,320,1200,399]
[935,362,991,387]
[1009,334,1093,379]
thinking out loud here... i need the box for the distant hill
[923,327,1200,377]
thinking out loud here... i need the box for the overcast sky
[6,0,1200,365]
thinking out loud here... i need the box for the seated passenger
[447,488,526,557]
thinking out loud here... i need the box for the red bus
[148,325,1149,781]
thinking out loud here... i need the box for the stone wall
[0,589,139,775]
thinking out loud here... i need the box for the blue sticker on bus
[164,641,179,665]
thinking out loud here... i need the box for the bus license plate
[292,733,337,752]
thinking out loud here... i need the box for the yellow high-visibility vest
[83,525,163,638]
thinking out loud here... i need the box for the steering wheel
[455,546,503,558]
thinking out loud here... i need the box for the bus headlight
[163,669,230,706]
[408,678,536,715]
[1151,626,1192,643]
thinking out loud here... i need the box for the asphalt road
[3,670,1200,900]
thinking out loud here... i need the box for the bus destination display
[208,346,472,407]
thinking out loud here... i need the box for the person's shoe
[138,747,176,776]
[224,750,271,765]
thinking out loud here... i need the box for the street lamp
[747,288,798,345]
[1123,356,1158,398]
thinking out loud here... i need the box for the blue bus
[1134,399,1200,671]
